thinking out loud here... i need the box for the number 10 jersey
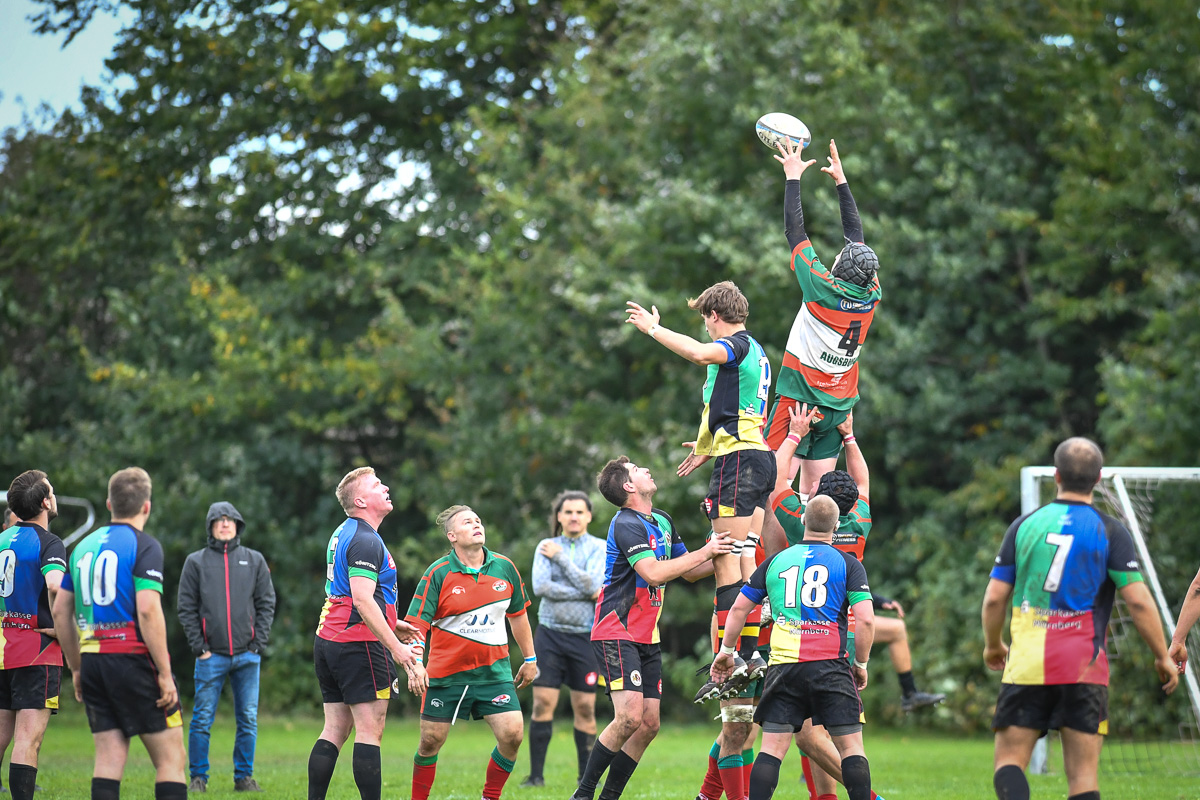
[62,524,165,655]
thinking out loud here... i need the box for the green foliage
[2,0,1197,727]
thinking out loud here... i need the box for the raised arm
[820,140,864,244]
[836,413,869,502]
[625,302,733,365]
[777,139,817,251]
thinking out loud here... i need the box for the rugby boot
[715,655,755,700]
[901,690,946,713]
[746,651,768,681]
[696,654,748,703]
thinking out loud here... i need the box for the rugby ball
[755,112,811,151]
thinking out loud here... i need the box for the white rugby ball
[755,112,811,150]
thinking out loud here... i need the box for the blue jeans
[188,651,261,781]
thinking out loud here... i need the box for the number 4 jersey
[990,500,1143,686]
[61,524,165,655]
[778,241,881,410]
[741,541,871,665]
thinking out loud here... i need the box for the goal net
[1020,466,1200,776]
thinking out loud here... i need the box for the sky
[0,0,125,131]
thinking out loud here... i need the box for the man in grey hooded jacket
[177,502,276,793]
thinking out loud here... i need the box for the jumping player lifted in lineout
[764,138,881,496]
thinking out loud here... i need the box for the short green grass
[20,703,1199,799]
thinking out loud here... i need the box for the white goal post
[1020,466,1200,775]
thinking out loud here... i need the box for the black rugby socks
[574,728,596,780]
[352,742,382,800]
[9,765,36,800]
[841,754,871,800]
[307,738,341,800]
[993,764,1030,800]
[528,719,552,780]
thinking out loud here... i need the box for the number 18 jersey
[741,541,870,665]
[61,524,165,655]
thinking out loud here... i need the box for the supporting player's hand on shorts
[879,598,905,618]
[836,411,854,438]
[537,540,563,560]
[677,441,711,477]
[774,139,816,181]
[1168,640,1188,673]
[710,651,736,683]
[852,663,868,690]
[1154,654,1180,695]
[788,403,820,440]
[819,139,847,185]
[625,301,660,334]
[404,660,429,695]
[983,641,1009,671]
[156,671,178,709]
[514,660,538,689]
[704,532,734,560]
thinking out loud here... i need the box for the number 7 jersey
[990,500,1143,686]
[778,241,881,410]
[61,524,165,655]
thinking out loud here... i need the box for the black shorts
[754,660,862,735]
[992,683,1109,736]
[592,640,661,699]
[533,628,600,693]
[313,636,397,705]
[80,653,182,736]
[0,665,61,712]
[704,450,776,520]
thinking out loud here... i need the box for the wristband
[719,644,737,656]
[524,656,538,663]
[843,435,856,445]
[786,433,801,445]
[647,324,660,338]
[853,659,869,670]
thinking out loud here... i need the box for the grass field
[22,703,1199,799]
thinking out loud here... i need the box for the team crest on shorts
[492,694,512,705]
[630,670,642,687]
[492,580,509,592]
[703,498,714,516]
[391,678,400,694]
[430,698,444,708]
[586,671,598,686]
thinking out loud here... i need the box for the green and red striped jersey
[778,241,881,410]
[405,548,529,687]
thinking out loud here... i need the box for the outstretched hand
[819,139,846,185]
[775,139,816,181]
[678,441,711,477]
[787,402,821,440]
[625,301,660,334]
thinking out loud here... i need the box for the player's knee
[638,715,661,738]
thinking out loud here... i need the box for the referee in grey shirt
[520,491,607,788]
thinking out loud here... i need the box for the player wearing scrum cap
[763,138,882,496]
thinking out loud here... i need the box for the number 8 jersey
[61,524,165,655]
[741,541,870,665]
